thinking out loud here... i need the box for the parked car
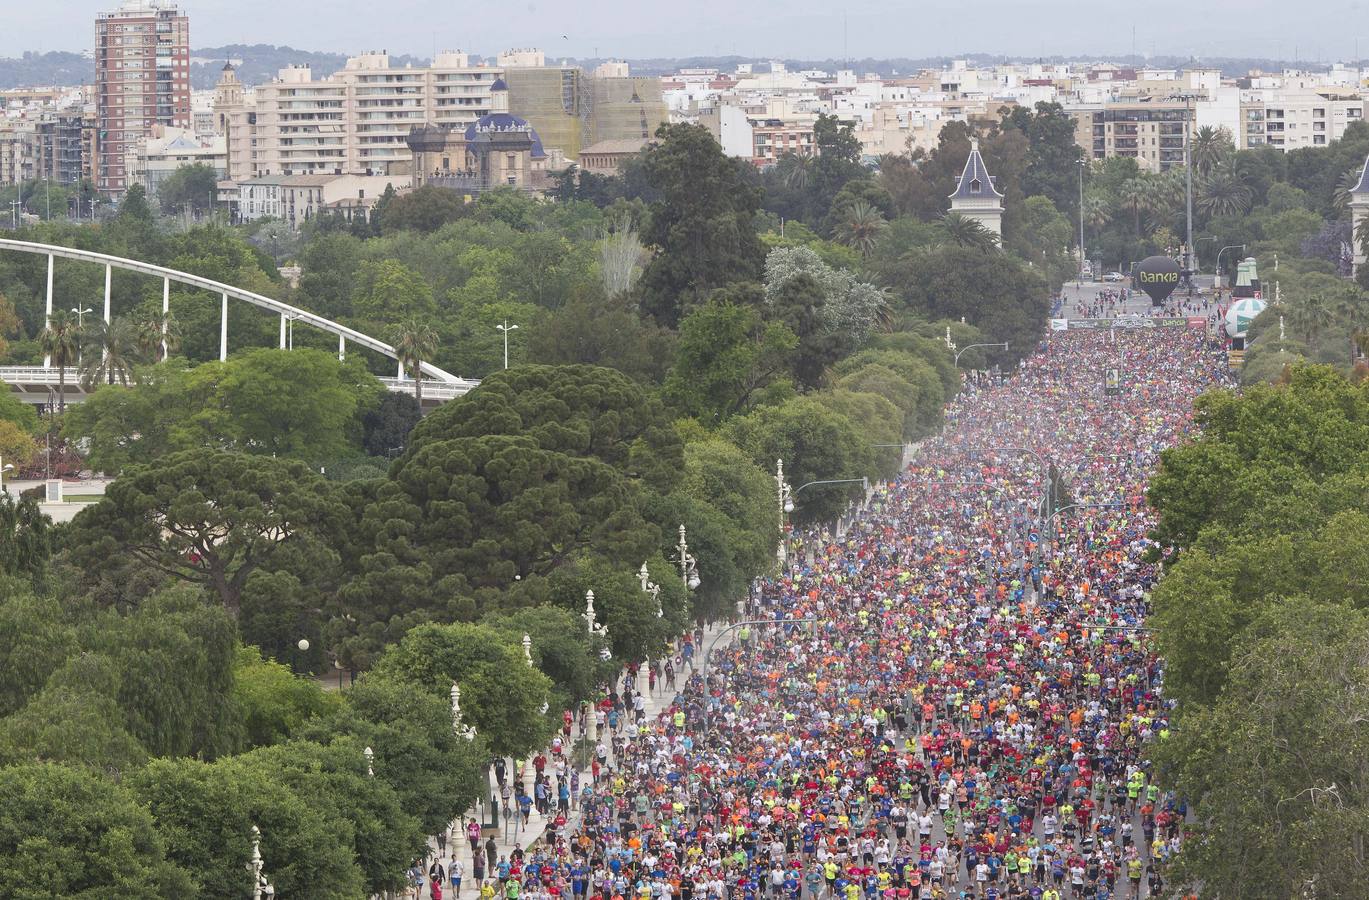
[1103,271,1125,282]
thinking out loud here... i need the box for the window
[969,178,981,192]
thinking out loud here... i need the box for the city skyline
[6,0,1367,66]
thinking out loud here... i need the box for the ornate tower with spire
[1348,152,1369,276]
[948,137,1004,239]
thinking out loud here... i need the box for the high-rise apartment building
[94,0,191,195]
[217,52,503,179]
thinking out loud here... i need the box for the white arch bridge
[0,239,479,407]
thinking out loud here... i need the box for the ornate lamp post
[522,633,533,666]
[775,459,794,563]
[676,524,701,592]
[249,825,275,899]
[450,682,477,741]
[363,746,374,777]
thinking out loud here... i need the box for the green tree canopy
[65,449,345,615]
[370,621,555,758]
[0,763,191,897]
[637,124,765,326]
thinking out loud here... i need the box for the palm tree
[1332,165,1365,216]
[1289,292,1336,348]
[837,201,888,257]
[1083,193,1112,230]
[39,309,80,414]
[941,212,998,251]
[1117,177,1153,236]
[135,310,179,362]
[1196,161,1253,219]
[776,152,814,192]
[79,317,140,388]
[393,320,438,405]
[1190,125,1234,176]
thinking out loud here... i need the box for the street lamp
[496,320,519,370]
[72,306,93,366]
[363,746,374,777]
[638,562,663,617]
[0,459,12,493]
[522,633,533,666]
[248,825,275,900]
[775,459,794,563]
[676,524,701,591]
[296,639,309,652]
[1078,158,1087,281]
[953,342,1009,368]
[450,682,477,741]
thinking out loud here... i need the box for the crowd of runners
[418,327,1233,900]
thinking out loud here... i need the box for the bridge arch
[0,238,467,384]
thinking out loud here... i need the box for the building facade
[236,173,407,227]
[94,0,191,195]
[215,51,504,181]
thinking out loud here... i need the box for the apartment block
[1070,100,1193,171]
[1240,88,1364,150]
[94,0,191,194]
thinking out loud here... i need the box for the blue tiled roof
[948,140,1003,201]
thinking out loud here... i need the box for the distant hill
[0,51,90,89]
[0,45,433,90]
[0,45,1346,90]
[190,44,425,88]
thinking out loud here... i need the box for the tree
[874,244,1049,363]
[157,163,219,217]
[231,646,341,750]
[599,214,643,298]
[1190,125,1235,176]
[0,491,49,579]
[370,622,556,758]
[663,294,795,423]
[1147,365,1369,549]
[725,396,877,523]
[376,184,468,234]
[78,316,141,387]
[1198,159,1255,219]
[637,123,765,326]
[1003,102,1084,217]
[131,752,368,899]
[1005,195,1074,289]
[298,669,487,836]
[0,420,36,473]
[941,212,999,251]
[482,605,611,710]
[392,319,437,405]
[1158,602,1369,899]
[1117,176,1154,237]
[64,449,344,615]
[529,288,676,383]
[353,259,437,323]
[133,309,178,363]
[0,763,191,897]
[0,592,76,718]
[38,308,79,413]
[250,220,301,264]
[361,390,421,457]
[835,200,887,256]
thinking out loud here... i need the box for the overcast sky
[9,0,1368,63]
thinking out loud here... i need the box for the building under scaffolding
[504,68,666,161]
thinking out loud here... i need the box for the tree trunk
[57,363,66,414]
[414,361,423,407]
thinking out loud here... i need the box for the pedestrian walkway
[418,621,733,898]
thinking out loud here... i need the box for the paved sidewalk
[415,621,733,899]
